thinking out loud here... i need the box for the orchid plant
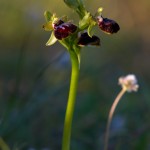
[43,0,120,150]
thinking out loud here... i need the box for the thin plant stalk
[104,88,126,150]
[62,50,80,150]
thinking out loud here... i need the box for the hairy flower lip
[77,32,100,46]
[53,20,77,40]
[97,16,120,34]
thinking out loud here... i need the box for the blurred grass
[0,0,150,149]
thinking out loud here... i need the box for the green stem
[62,50,80,150]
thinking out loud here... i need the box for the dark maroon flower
[97,16,120,34]
[53,20,77,40]
[77,32,100,46]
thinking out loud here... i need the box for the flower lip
[97,16,120,34]
[77,32,100,46]
[53,20,77,40]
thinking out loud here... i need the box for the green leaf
[46,32,57,46]
[44,11,52,22]
[64,0,83,9]
[64,0,86,18]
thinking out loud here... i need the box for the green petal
[87,20,96,37]
[79,12,91,30]
[46,32,57,46]
[44,11,52,22]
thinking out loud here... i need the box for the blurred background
[0,0,150,149]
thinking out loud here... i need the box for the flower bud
[77,32,100,46]
[53,20,77,40]
[97,16,120,34]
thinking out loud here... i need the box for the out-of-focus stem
[104,88,126,150]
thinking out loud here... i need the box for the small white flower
[118,74,139,92]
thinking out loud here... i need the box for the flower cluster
[118,74,139,92]
[43,8,120,48]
